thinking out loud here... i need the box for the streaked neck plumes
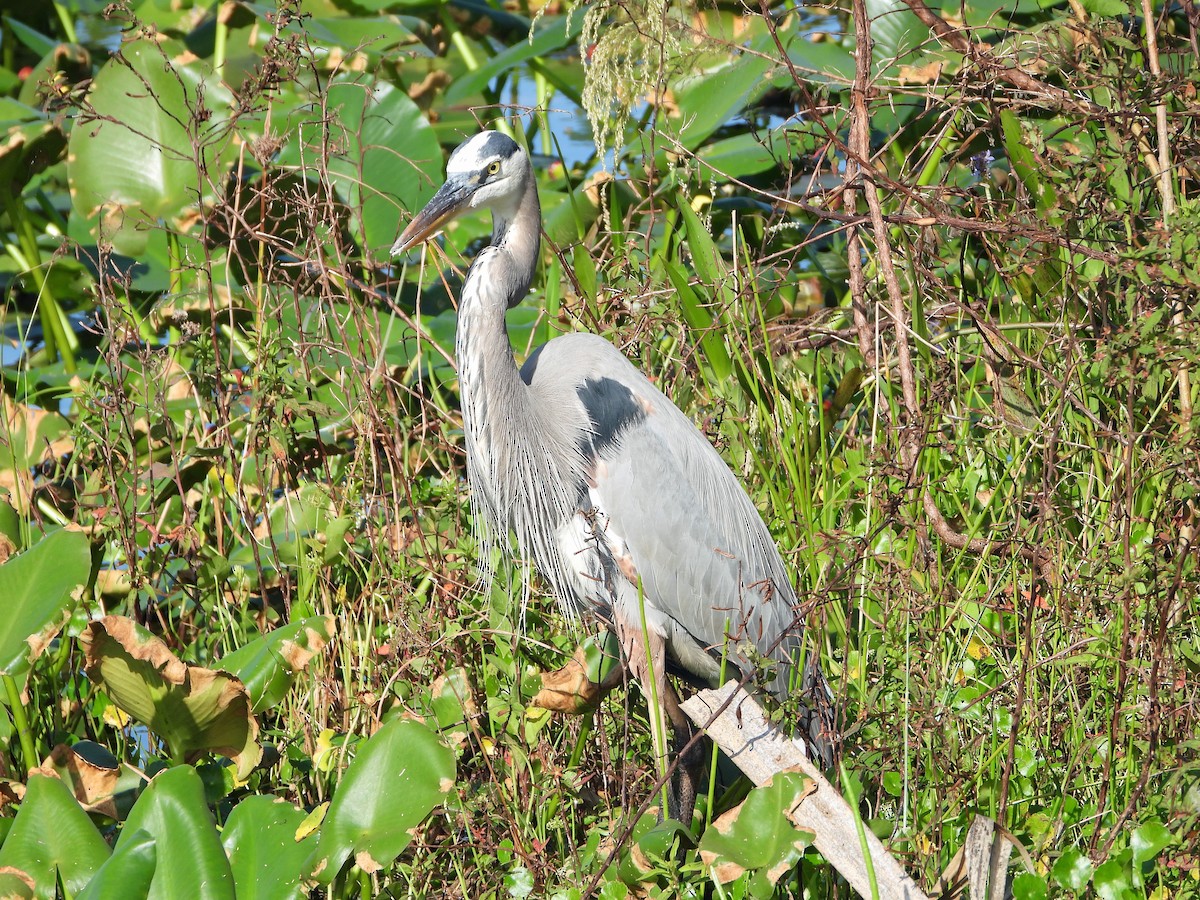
[450,143,581,612]
[489,173,541,310]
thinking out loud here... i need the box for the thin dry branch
[847,0,877,368]
[898,0,1102,114]
[846,0,1055,580]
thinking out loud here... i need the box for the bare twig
[898,0,1102,114]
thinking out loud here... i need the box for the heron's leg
[662,681,705,828]
[614,612,671,776]
[614,612,703,827]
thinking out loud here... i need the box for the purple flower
[971,149,996,179]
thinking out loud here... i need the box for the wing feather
[525,333,802,695]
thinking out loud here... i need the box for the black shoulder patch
[577,377,647,458]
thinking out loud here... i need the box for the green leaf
[81,616,262,778]
[224,484,354,582]
[696,130,815,180]
[0,528,90,675]
[0,498,20,552]
[1079,0,1130,15]
[866,0,932,78]
[677,195,726,292]
[1001,109,1059,217]
[1011,871,1049,900]
[0,869,35,898]
[221,795,316,900]
[541,180,606,247]
[668,53,772,153]
[1052,846,1093,891]
[444,15,584,103]
[881,771,903,797]
[665,252,733,383]
[1130,820,1173,865]
[300,15,419,54]
[572,243,597,303]
[617,811,692,885]
[1,17,57,57]
[962,0,1051,21]
[67,38,234,255]
[698,771,814,896]
[778,36,855,83]
[430,666,474,732]
[117,766,236,900]
[220,616,337,713]
[277,78,441,253]
[309,718,455,883]
[0,773,111,899]
[1093,856,1131,900]
[76,831,157,900]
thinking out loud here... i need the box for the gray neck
[490,177,541,309]
[453,168,582,604]
[455,164,544,526]
[455,167,540,384]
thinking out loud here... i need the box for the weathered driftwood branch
[680,682,930,900]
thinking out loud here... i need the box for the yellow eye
[487,161,501,176]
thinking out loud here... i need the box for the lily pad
[0,772,110,899]
[115,766,235,900]
[221,795,316,899]
[67,38,234,256]
[0,527,89,676]
[75,830,157,900]
[308,718,455,883]
[81,616,262,779]
[698,771,815,897]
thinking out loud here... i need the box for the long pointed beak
[390,176,475,256]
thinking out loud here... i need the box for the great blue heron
[392,130,832,824]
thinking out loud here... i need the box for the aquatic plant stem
[3,674,38,775]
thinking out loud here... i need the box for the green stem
[635,577,670,815]
[535,68,551,156]
[3,673,39,774]
[167,228,184,300]
[567,711,593,770]
[915,109,961,189]
[839,762,880,900]
[213,10,228,82]
[447,25,481,70]
[52,1,79,43]
[4,204,78,372]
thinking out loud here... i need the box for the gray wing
[522,333,803,696]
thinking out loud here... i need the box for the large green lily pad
[698,771,815,897]
[308,718,455,883]
[67,37,234,255]
[0,772,110,899]
[81,616,262,779]
[0,528,90,677]
[115,766,235,900]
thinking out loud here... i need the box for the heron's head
[391,130,529,256]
